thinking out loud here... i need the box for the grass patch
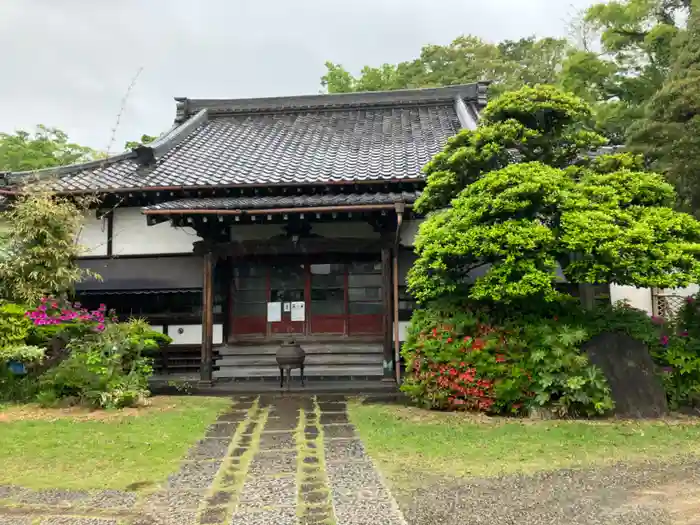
[0,396,231,490]
[349,402,700,486]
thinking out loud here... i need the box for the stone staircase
[213,342,385,380]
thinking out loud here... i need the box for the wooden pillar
[200,251,214,384]
[393,248,401,384]
[381,246,393,379]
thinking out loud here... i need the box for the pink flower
[687,297,695,304]
[682,331,689,337]
[661,335,670,346]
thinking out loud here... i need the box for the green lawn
[0,396,231,490]
[349,401,700,486]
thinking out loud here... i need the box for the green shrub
[37,319,157,409]
[0,303,31,348]
[400,304,613,417]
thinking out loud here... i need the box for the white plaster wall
[662,284,700,297]
[112,208,201,255]
[76,213,108,257]
[168,324,224,345]
[609,285,654,315]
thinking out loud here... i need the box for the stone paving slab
[324,438,366,462]
[248,451,297,476]
[166,461,220,489]
[0,517,33,525]
[258,432,296,451]
[230,507,297,525]
[185,438,231,461]
[141,489,205,510]
[83,490,137,510]
[238,475,297,508]
[17,489,90,507]
[39,518,119,525]
[322,424,356,439]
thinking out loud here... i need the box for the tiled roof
[1,83,488,193]
[142,191,420,212]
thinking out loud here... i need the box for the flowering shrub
[401,304,613,417]
[24,296,114,345]
[37,319,162,409]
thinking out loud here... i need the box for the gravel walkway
[0,395,406,525]
[391,457,700,525]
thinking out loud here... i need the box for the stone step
[213,364,384,379]
[217,343,383,357]
[217,353,384,367]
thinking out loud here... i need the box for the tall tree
[321,36,571,97]
[409,85,700,307]
[628,0,700,213]
[0,125,97,172]
[560,0,691,141]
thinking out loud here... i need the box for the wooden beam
[200,251,214,383]
[381,246,393,379]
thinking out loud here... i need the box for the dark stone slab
[318,402,347,412]
[323,424,356,439]
[239,435,253,446]
[320,412,349,425]
[186,438,230,460]
[232,400,255,410]
[304,426,319,437]
[249,451,297,475]
[303,465,321,475]
[301,481,326,493]
[231,447,247,457]
[258,432,296,451]
[583,332,668,418]
[302,489,330,505]
[304,456,320,465]
[306,441,317,449]
[17,489,90,506]
[219,472,240,489]
[262,416,298,432]
[206,490,233,507]
[200,506,228,524]
[316,395,348,403]
[216,411,247,423]
[205,423,238,438]
[167,461,220,489]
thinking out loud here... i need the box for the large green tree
[0,125,97,172]
[561,0,691,142]
[322,36,571,97]
[628,1,700,214]
[409,85,700,306]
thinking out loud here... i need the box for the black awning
[76,256,203,291]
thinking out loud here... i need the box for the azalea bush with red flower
[24,296,118,347]
[401,302,613,417]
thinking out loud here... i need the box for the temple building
[0,83,488,385]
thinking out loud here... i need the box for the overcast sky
[0,0,596,151]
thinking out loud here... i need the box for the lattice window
[652,289,688,321]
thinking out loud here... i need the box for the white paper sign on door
[267,302,282,322]
[290,301,305,321]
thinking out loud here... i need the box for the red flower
[496,354,506,363]
[553,316,558,321]
[463,336,471,342]
[447,337,453,343]
[432,328,438,337]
